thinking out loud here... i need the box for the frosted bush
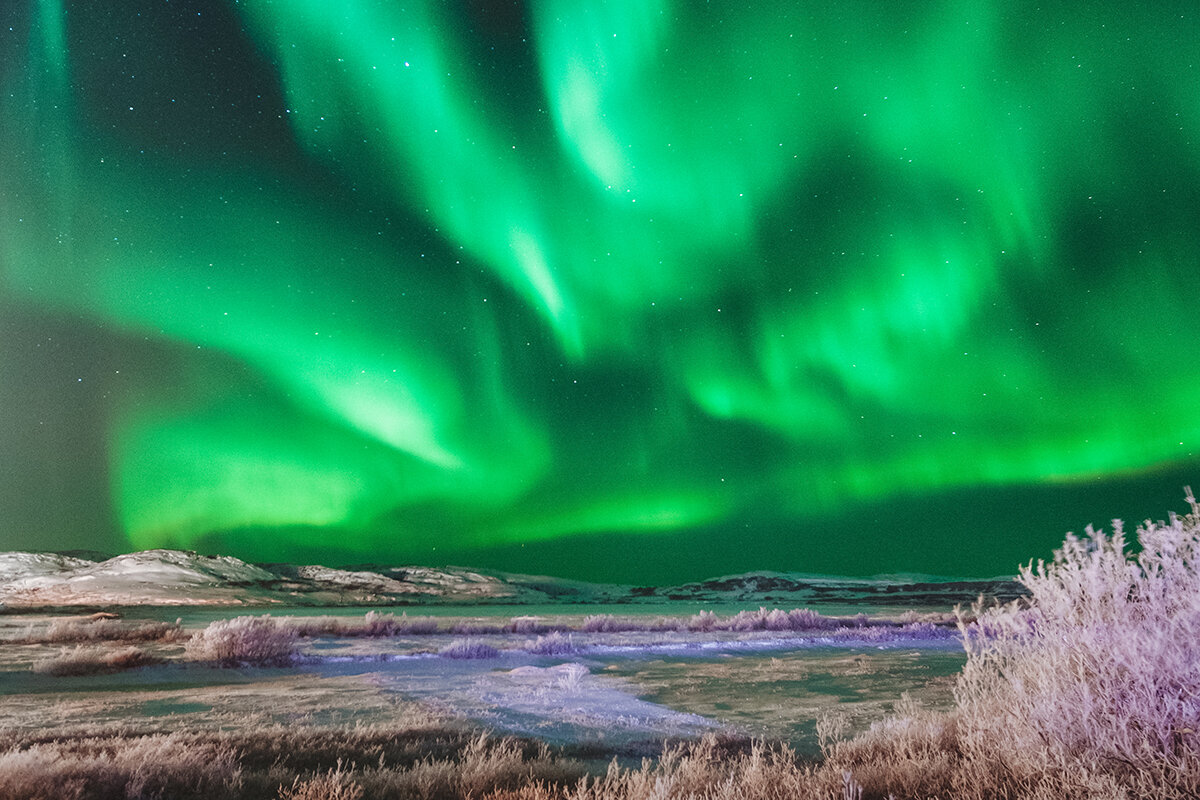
[723,606,836,632]
[396,615,440,635]
[955,489,1200,794]
[360,611,397,636]
[527,631,576,655]
[184,615,299,666]
[682,607,841,633]
[284,612,442,639]
[787,608,837,630]
[763,608,792,631]
[439,639,500,659]
[580,614,615,632]
[555,663,589,692]
[503,616,550,634]
[726,608,770,631]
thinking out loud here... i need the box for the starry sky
[2,1,1198,584]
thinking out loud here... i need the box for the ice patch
[364,656,720,745]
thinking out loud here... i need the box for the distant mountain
[641,570,1027,607]
[0,549,1023,610]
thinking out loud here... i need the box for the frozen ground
[0,545,999,758]
[0,607,966,759]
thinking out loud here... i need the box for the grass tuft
[439,638,501,659]
[526,631,576,655]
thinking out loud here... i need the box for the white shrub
[184,615,299,666]
[955,489,1200,793]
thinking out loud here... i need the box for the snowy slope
[0,550,537,607]
[0,549,1021,609]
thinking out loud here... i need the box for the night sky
[2,1,1198,584]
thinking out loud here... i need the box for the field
[1,494,1199,798]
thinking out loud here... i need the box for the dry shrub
[526,632,576,655]
[184,615,299,666]
[14,618,183,645]
[439,638,501,659]
[402,616,441,635]
[802,494,1200,800]
[685,610,719,632]
[289,612,440,638]
[682,607,839,633]
[579,615,653,633]
[503,617,553,635]
[32,645,159,676]
[580,615,624,633]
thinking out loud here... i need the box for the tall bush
[955,489,1200,796]
[185,615,299,666]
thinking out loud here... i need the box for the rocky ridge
[0,549,1022,610]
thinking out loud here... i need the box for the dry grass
[439,638,501,659]
[278,609,884,639]
[278,763,365,800]
[0,720,945,800]
[0,724,587,800]
[288,611,440,637]
[0,731,242,800]
[9,618,184,645]
[503,617,557,635]
[31,645,160,676]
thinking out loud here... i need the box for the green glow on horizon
[1,0,1199,579]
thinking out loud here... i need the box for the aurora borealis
[2,1,1198,583]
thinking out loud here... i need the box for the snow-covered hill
[0,550,536,607]
[0,549,1021,609]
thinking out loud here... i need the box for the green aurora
[1,1,1198,582]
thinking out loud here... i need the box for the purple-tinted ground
[0,606,964,758]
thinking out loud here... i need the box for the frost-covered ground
[0,546,996,756]
[0,607,965,757]
[0,546,993,756]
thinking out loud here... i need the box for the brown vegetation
[4,496,1197,798]
[184,615,299,666]
[288,611,440,637]
[10,618,184,645]
[0,724,586,800]
[31,645,160,676]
